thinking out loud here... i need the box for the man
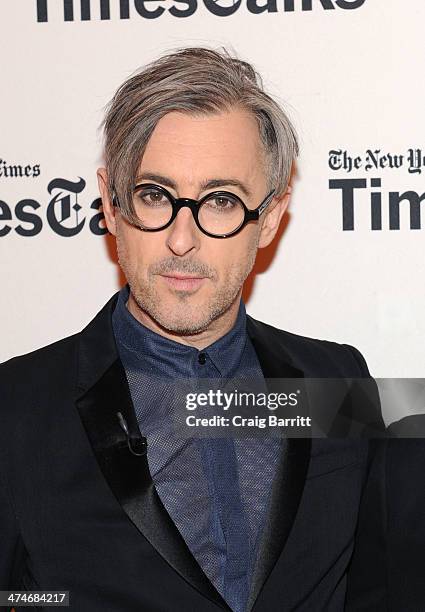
[0,47,383,612]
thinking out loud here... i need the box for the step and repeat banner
[0,1,424,377]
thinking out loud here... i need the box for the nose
[165,206,200,257]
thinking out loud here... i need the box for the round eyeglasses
[112,183,276,239]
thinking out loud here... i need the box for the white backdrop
[1,1,424,376]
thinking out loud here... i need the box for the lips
[161,274,206,292]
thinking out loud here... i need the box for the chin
[155,311,211,336]
[131,281,236,336]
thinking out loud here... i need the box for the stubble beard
[116,232,259,336]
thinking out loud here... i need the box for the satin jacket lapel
[75,294,229,610]
[246,315,312,611]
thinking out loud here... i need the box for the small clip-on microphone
[116,412,148,457]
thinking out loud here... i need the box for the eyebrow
[135,172,252,199]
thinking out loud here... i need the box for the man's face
[100,108,288,339]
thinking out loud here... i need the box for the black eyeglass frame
[112,183,276,239]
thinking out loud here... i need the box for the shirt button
[198,353,207,365]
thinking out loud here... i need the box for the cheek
[116,226,147,275]
[214,231,258,277]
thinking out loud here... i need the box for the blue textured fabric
[112,285,281,612]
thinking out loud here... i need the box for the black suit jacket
[346,436,425,611]
[0,293,383,612]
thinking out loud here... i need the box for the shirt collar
[112,284,247,378]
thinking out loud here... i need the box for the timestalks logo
[329,178,425,231]
[36,0,366,21]
[0,177,107,238]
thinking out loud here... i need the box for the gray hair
[102,47,299,222]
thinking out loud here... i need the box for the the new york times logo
[329,149,425,231]
[0,177,106,237]
[36,0,366,21]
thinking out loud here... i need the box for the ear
[97,167,117,236]
[258,183,292,249]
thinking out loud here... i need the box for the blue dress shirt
[112,285,281,612]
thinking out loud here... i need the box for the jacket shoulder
[0,332,79,380]
[247,316,370,377]
[0,333,80,430]
[0,292,119,414]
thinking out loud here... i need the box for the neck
[126,291,242,350]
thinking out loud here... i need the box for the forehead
[139,109,266,186]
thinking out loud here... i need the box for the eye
[203,194,239,211]
[146,192,165,204]
[135,187,170,207]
